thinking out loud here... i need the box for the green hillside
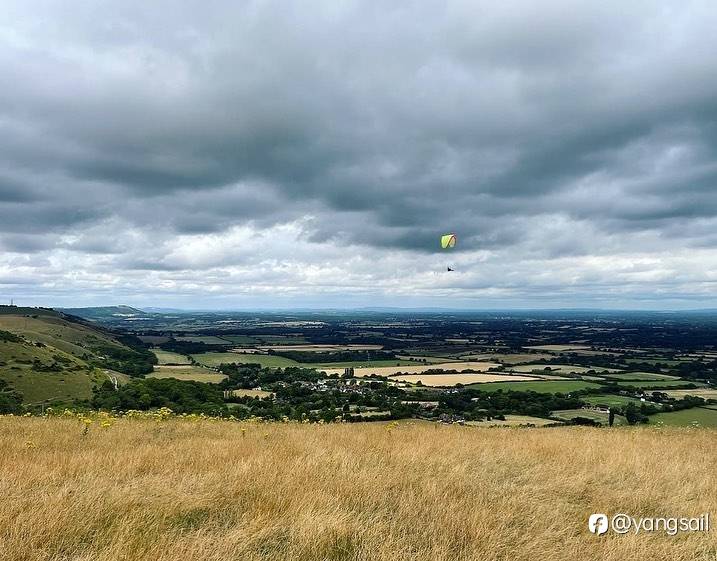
[0,306,154,407]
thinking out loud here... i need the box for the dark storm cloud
[1,0,717,261]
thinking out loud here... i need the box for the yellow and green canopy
[440,233,456,249]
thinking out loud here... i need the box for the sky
[2,1,717,310]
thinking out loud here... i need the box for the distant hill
[0,306,155,407]
[60,305,147,321]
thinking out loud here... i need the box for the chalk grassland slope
[1,418,715,561]
[0,309,150,403]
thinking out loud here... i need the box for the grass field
[227,389,274,398]
[466,415,555,427]
[221,335,259,345]
[176,336,231,345]
[510,364,621,374]
[191,353,300,369]
[604,372,680,381]
[522,344,591,352]
[663,389,717,400]
[551,409,627,426]
[396,355,462,363]
[469,353,553,364]
[151,349,192,365]
[392,373,537,386]
[623,357,682,366]
[321,361,501,377]
[650,407,717,427]
[465,380,601,393]
[615,380,697,389]
[1,417,715,561]
[148,366,227,384]
[0,369,98,404]
[582,395,648,408]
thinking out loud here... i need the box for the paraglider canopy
[441,233,457,249]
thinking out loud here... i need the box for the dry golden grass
[1,417,716,561]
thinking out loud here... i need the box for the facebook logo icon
[588,514,609,535]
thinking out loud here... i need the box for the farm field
[391,373,537,387]
[663,389,717,400]
[582,395,649,408]
[623,357,682,366]
[254,335,309,344]
[603,372,680,381]
[220,335,258,345]
[148,366,227,383]
[615,380,697,389]
[175,336,231,345]
[1,417,715,561]
[471,353,553,364]
[259,344,384,352]
[191,353,300,369]
[151,349,191,365]
[396,355,462,363]
[465,415,556,427]
[522,344,591,352]
[320,361,501,377]
[509,363,621,374]
[315,359,416,370]
[650,407,717,427]
[551,408,626,426]
[227,389,274,398]
[465,380,601,393]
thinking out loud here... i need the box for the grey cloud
[1,0,717,306]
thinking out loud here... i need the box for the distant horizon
[6,302,717,314]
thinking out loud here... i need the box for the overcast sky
[2,1,717,310]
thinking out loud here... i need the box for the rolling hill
[0,306,155,407]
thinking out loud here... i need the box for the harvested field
[663,389,717,400]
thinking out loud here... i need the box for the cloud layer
[2,0,717,308]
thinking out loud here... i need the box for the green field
[175,336,231,345]
[147,366,226,383]
[551,408,627,425]
[604,372,680,381]
[623,358,681,366]
[650,407,717,427]
[220,335,258,345]
[465,380,601,393]
[509,364,621,374]
[314,359,416,369]
[255,335,309,344]
[191,353,300,368]
[582,395,647,408]
[615,380,696,389]
[396,355,462,364]
[151,349,191,365]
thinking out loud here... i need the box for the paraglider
[440,233,456,249]
[441,233,456,271]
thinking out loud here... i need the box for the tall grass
[0,417,715,560]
